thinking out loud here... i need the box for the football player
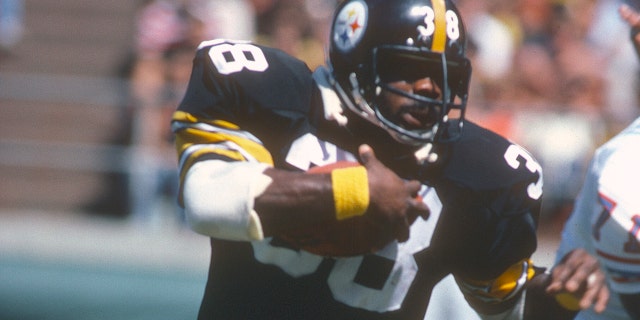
[550,4,640,319]
[171,0,607,318]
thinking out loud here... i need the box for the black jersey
[173,40,542,320]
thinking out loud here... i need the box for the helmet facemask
[328,0,472,153]
[336,45,471,146]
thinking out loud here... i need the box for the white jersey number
[252,187,435,313]
[504,144,543,200]
[206,41,268,75]
[253,136,441,313]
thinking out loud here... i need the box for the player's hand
[620,4,640,30]
[546,248,610,313]
[620,4,640,58]
[359,144,430,243]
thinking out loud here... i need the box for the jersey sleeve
[554,157,598,265]
[447,122,542,276]
[451,180,540,314]
[171,39,317,204]
[438,122,542,314]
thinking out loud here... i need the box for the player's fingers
[403,180,429,220]
[547,266,581,294]
[546,265,573,293]
[548,249,592,292]
[394,215,411,243]
[405,179,422,194]
[406,200,429,224]
[397,196,430,242]
[565,253,599,293]
[565,266,592,293]
[409,196,430,220]
[579,272,609,312]
[593,283,610,313]
[620,4,640,26]
[358,144,376,166]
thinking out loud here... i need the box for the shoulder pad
[443,122,542,194]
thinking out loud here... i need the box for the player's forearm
[181,160,337,240]
[255,167,336,236]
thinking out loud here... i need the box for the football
[277,161,394,257]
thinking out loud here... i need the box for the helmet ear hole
[355,64,375,100]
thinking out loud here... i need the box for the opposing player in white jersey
[555,116,640,319]
[553,6,640,319]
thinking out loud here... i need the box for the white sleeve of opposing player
[182,159,272,241]
[554,159,599,264]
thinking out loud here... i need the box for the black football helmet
[329,0,471,146]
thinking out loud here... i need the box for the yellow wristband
[331,166,369,220]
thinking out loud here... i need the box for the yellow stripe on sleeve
[459,259,535,303]
[172,111,274,167]
[171,111,275,206]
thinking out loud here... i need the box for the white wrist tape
[182,160,271,241]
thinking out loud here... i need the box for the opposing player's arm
[455,248,607,320]
[523,248,609,319]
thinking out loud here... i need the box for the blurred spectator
[128,41,196,228]
[128,0,220,228]
[511,3,607,219]
[589,0,640,135]
[130,0,184,110]
[304,0,338,46]
[250,0,281,38]
[83,0,184,218]
[460,1,612,223]
[516,0,558,45]
[242,0,338,70]
[194,0,256,41]
[0,0,23,58]
[457,0,517,83]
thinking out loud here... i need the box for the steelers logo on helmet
[332,0,368,52]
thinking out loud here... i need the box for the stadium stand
[0,0,139,212]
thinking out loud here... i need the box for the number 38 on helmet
[329,0,472,146]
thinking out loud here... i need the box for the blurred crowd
[458,0,640,220]
[89,0,640,228]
